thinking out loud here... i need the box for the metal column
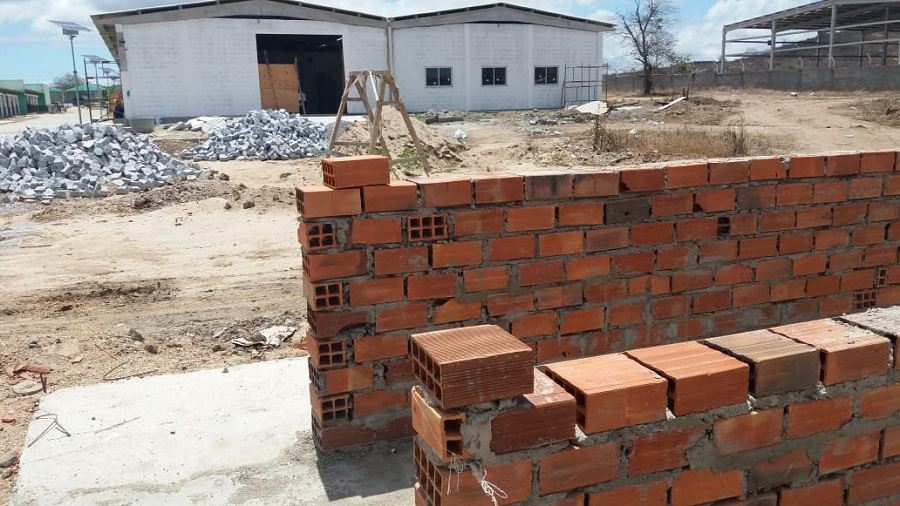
[828,2,838,68]
[770,19,777,71]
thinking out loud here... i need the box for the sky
[0,0,815,84]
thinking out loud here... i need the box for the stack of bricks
[408,318,900,505]
[295,151,900,450]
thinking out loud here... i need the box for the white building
[92,1,612,119]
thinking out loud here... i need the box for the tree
[617,0,679,95]
[51,73,84,90]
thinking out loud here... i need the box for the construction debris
[0,123,203,204]
[180,109,330,161]
[658,96,687,111]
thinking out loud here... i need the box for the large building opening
[255,34,344,115]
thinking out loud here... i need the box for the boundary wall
[295,151,900,451]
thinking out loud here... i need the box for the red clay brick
[507,205,555,232]
[716,264,753,285]
[349,278,404,306]
[536,285,582,310]
[853,224,888,246]
[312,418,375,450]
[860,384,900,419]
[756,258,792,281]
[729,214,758,235]
[699,241,737,263]
[362,181,418,212]
[841,269,875,291]
[354,335,409,363]
[518,260,564,286]
[627,341,750,415]
[760,210,796,232]
[374,247,429,276]
[609,252,652,277]
[432,241,482,268]
[414,442,532,505]
[739,236,778,259]
[454,208,503,236]
[714,409,783,454]
[525,173,573,200]
[813,181,847,203]
[349,217,402,245]
[573,171,619,197]
[865,245,898,266]
[658,245,695,270]
[833,202,868,226]
[672,270,714,292]
[777,182,813,206]
[671,469,743,506]
[511,313,557,338]
[786,396,853,439]
[849,177,883,199]
[667,162,708,188]
[770,279,806,302]
[418,177,472,208]
[296,186,362,218]
[304,249,368,281]
[796,207,832,229]
[586,228,629,252]
[474,175,524,204]
[537,336,583,362]
[883,426,900,458]
[558,201,604,226]
[410,386,466,462]
[826,153,861,176]
[751,157,787,180]
[463,267,509,292]
[870,201,900,221]
[695,188,736,212]
[788,155,826,178]
[354,389,407,417]
[807,275,841,297]
[310,365,374,396]
[780,478,844,506]
[651,295,689,320]
[861,150,896,173]
[490,369,576,453]
[539,231,583,257]
[652,193,693,216]
[566,255,610,281]
[886,174,900,195]
[848,460,900,505]
[560,307,605,335]
[815,229,850,250]
[779,233,814,254]
[676,217,718,241]
[693,290,732,314]
[584,280,628,303]
[631,222,674,246]
[772,320,891,385]
[710,159,750,184]
[407,274,457,300]
[820,431,881,473]
[628,425,705,476]
[539,443,621,495]
[588,480,667,506]
[488,235,535,261]
[321,155,389,189]
[487,292,535,316]
[621,167,665,192]
[793,254,828,276]
[433,299,482,325]
[609,302,645,325]
[733,284,770,307]
[830,250,863,272]
[376,303,428,332]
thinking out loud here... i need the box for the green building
[0,79,48,117]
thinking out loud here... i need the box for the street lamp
[49,20,92,124]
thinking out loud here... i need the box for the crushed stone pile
[0,123,204,204]
[180,109,331,161]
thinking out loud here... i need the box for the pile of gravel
[180,109,331,161]
[0,123,203,204]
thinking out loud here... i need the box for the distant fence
[604,66,900,94]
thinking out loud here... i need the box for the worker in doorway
[113,99,124,119]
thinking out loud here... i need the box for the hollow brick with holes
[410,386,466,463]
[407,215,448,241]
[490,368,576,453]
[309,386,352,425]
[306,334,348,370]
[321,155,390,189]
[295,186,362,218]
[297,222,338,251]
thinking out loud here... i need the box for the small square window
[535,66,558,85]
[426,67,452,87]
[482,67,506,86]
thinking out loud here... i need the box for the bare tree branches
[617,0,679,95]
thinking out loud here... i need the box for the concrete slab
[12,358,413,505]
[840,306,900,337]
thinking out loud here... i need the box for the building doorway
[255,34,344,115]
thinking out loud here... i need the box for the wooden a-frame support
[327,70,432,176]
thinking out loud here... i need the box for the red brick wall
[409,319,900,505]
[295,151,900,451]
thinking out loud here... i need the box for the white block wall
[392,24,603,112]
[120,18,387,119]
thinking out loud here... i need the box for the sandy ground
[1,88,899,504]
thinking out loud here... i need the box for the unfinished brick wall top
[296,151,900,451]
[409,317,900,505]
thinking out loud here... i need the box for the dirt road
[1,89,899,504]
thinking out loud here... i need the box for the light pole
[49,20,92,125]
